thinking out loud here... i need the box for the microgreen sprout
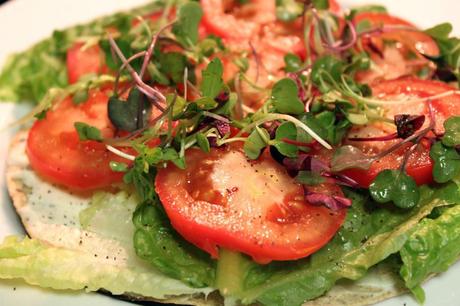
[332,102,436,172]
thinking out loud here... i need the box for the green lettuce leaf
[400,204,460,302]
[0,2,160,103]
[0,236,208,298]
[133,202,216,288]
[0,189,213,299]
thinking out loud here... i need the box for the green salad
[1,1,460,305]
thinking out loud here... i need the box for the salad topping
[2,0,460,305]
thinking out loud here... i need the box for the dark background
[0,0,7,5]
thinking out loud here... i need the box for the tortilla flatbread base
[6,131,406,306]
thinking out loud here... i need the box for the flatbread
[5,131,405,306]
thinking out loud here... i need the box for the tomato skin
[27,88,127,190]
[343,78,460,188]
[156,145,347,263]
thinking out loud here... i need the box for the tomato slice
[343,78,460,188]
[353,12,439,83]
[155,145,347,263]
[67,42,108,84]
[67,9,177,85]
[27,88,128,190]
[200,0,273,40]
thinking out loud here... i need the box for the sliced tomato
[66,42,108,84]
[156,144,347,263]
[343,78,460,188]
[353,12,439,83]
[354,12,439,57]
[67,9,179,85]
[200,0,273,40]
[328,0,342,15]
[27,88,128,190]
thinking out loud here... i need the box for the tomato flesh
[344,78,460,188]
[27,88,127,190]
[156,145,347,263]
[67,42,108,84]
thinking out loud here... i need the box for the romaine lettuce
[401,204,460,303]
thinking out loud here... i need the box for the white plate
[1,0,460,305]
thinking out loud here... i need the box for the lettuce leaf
[0,236,208,298]
[0,189,213,299]
[400,204,460,302]
[0,1,160,103]
[133,202,216,288]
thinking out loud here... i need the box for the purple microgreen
[213,119,231,137]
[107,34,166,108]
[114,50,147,95]
[287,72,309,102]
[325,20,358,52]
[139,21,176,78]
[305,191,352,210]
[394,114,425,139]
